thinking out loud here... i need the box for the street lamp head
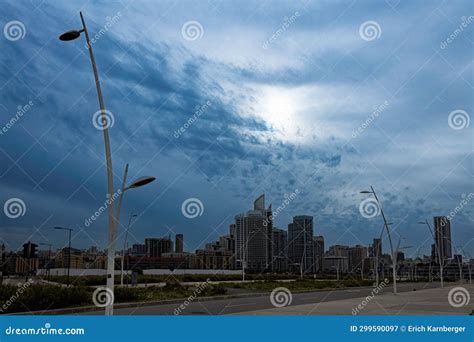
[59,30,82,41]
[128,176,156,189]
[360,190,372,194]
[54,226,73,231]
[418,221,426,225]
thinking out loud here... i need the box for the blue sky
[0,0,472,257]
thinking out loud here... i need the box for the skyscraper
[288,215,314,274]
[313,236,324,273]
[371,238,382,258]
[272,228,288,272]
[175,234,184,253]
[145,238,173,257]
[348,245,368,273]
[434,216,452,261]
[234,195,273,272]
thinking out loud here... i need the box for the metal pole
[67,229,71,286]
[48,244,51,281]
[424,219,443,288]
[121,214,135,286]
[371,186,396,294]
[80,12,116,316]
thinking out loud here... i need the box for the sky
[0,0,472,258]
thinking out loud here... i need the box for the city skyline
[1,196,466,265]
[0,0,472,260]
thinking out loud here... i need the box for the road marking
[227,302,257,308]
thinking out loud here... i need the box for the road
[79,282,443,315]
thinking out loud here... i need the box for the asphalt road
[79,282,442,316]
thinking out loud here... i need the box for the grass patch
[226,278,375,292]
[0,282,227,314]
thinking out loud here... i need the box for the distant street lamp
[115,163,155,231]
[459,246,472,285]
[394,238,412,281]
[114,163,155,286]
[360,186,397,294]
[54,227,73,286]
[59,12,116,315]
[121,213,138,286]
[39,242,52,281]
[418,220,444,288]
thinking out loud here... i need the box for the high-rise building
[288,215,314,274]
[272,228,288,272]
[313,236,324,273]
[132,244,146,256]
[175,234,184,253]
[234,195,273,272]
[145,238,173,257]
[371,238,382,258]
[348,245,368,273]
[219,234,235,253]
[434,216,452,261]
[370,238,383,278]
[328,245,349,257]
